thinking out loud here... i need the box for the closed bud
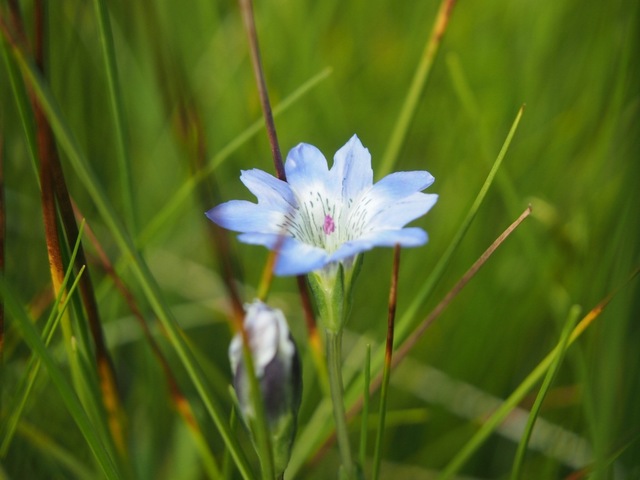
[229,300,302,476]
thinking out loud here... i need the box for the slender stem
[326,329,354,478]
[93,0,136,234]
[237,0,285,181]
[372,245,400,480]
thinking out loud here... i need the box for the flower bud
[229,300,302,476]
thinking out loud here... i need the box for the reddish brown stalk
[372,245,401,478]
[237,0,285,181]
[31,13,66,306]
[3,2,127,457]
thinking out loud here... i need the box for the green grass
[1,0,639,478]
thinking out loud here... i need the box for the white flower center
[281,189,372,253]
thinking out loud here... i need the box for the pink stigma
[323,214,335,235]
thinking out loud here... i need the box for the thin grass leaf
[378,0,456,177]
[92,0,136,233]
[0,280,120,480]
[3,10,128,465]
[222,407,238,480]
[238,0,285,181]
[0,223,86,454]
[3,37,254,479]
[510,304,581,480]
[395,105,525,346]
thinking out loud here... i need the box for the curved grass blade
[510,305,581,480]
[395,105,525,346]
[92,0,136,233]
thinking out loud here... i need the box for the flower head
[229,300,302,475]
[207,135,437,275]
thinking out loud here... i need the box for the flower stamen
[323,214,336,235]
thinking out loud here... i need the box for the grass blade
[3,35,254,479]
[92,0,136,233]
[510,304,581,479]
[438,268,639,479]
[379,0,456,177]
[0,222,86,454]
[0,278,120,479]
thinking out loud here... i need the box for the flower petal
[237,233,328,275]
[206,200,284,234]
[330,134,373,201]
[367,192,438,229]
[240,169,297,209]
[284,143,330,195]
[329,227,428,262]
[275,241,329,275]
[358,171,435,226]
[370,171,435,201]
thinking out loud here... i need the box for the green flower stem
[326,329,354,479]
[308,266,360,477]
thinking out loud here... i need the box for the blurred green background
[1,0,638,478]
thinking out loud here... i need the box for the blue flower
[206,135,438,275]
